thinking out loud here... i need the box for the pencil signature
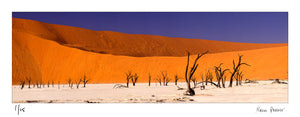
[15,104,25,115]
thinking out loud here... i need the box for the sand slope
[12,18,288,84]
[13,18,287,57]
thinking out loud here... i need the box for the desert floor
[12,80,288,103]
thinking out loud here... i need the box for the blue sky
[12,12,288,43]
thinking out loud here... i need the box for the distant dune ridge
[12,18,288,85]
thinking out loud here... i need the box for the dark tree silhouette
[26,77,31,89]
[235,68,243,86]
[148,73,151,86]
[75,79,82,89]
[82,74,90,88]
[125,71,133,88]
[36,81,41,88]
[156,77,162,86]
[205,70,213,86]
[214,63,229,88]
[229,55,250,87]
[20,80,25,89]
[131,73,138,86]
[70,82,73,89]
[174,74,181,86]
[161,71,171,86]
[184,51,208,96]
[67,78,72,87]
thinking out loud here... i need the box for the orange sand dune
[12,30,288,85]
[13,18,287,57]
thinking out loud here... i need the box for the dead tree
[165,78,171,86]
[82,74,90,88]
[245,79,258,83]
[184,51,208,96]
[196,81,219,88]
[205,70,213,85]
[229,55,250,87]
[161,71,166,86]
[125,71,133,88]
[214,63,229,88]
[161,71,171,86]
[36,81,41,88]
[174,74,181,85]
[272,79,288,84]
[113,84,128,88]
[67,78,72,87]
[26,77,31,88]
[238,72,243,85]
[131,73,138,86]
[235,68,243,86]
[75,79,82,89]
[191,76,197,88]
[70,82,74,89]
[156,77,162,86]
[200,74,205,90]
[148,73,151,86]
[20,80,25,89]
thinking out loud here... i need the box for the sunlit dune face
[12,18,288,84]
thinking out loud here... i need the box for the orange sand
[12,18,288,84]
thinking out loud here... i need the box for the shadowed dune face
[12,18,288,84]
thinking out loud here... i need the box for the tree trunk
[221,78,225,88]
[186,82,195,96]
[217,79,221,88]
[229,78,233,87]
[148,77,151,86]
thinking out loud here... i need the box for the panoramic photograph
[12,12,288,103]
